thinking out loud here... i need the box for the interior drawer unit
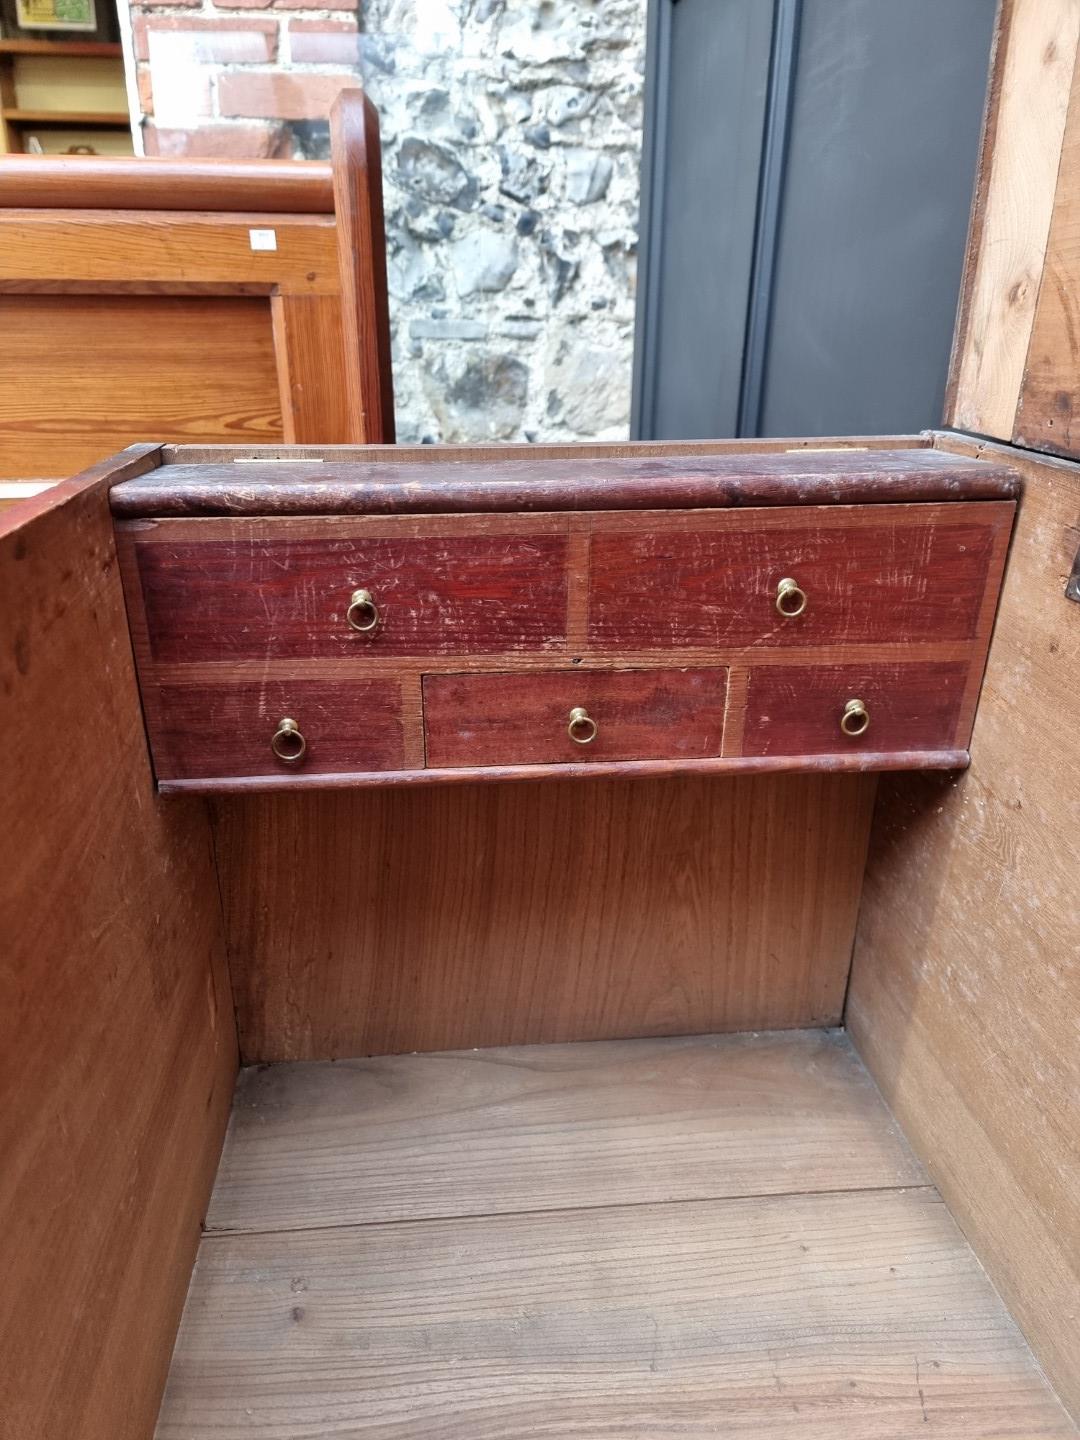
[424,668,728,768]
[110,444,1019,792]
[586,504,1012,649]
[121,515,570,662]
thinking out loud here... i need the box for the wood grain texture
[424,667,728,767]
[110,446,1020,517]
[269,293,352,446]
[0,294,283,479]
[1015,48,1080,457]
[153,678,408,781]
[0,450,238,1440]
[157,1188,1074,1439]
[213,771,877,1062]
[0,152,335,212]
[330,90,395,443]
[124,517,570,663]
[206,1030,927,1232]
[947,0,1080,439]
[587,504,1013,648]
[743,661,970,757]
[849,434,1080,1420]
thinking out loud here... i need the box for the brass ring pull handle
[840,698,870,738]
[271,716,307,765]
[567,706,598,745]
[346,588,379,634]
[775,576,807,618]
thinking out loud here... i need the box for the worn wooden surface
[0,449,238,1440]
[424,667,728,767]
[1015,50,1080,456]
[156,1032,1074,1439]
[947,0,1080,441]
[207,1031,926,1232]
[214,771,876,1062]
[0,152,335,212]
[117,496,1011,790]
[0,294,282,479]
[849,433,1080,1420]
[110,445,1020,516]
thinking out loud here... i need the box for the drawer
[741,662,969,757]
[151,680,406,781]
[127,524,569,663]
[587,505,1012,649]
[424,668,728,768]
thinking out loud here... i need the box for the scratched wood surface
[213,771,877,1061]
[0,448,238,1440]
[849,433,1080,1421]
[155,1032,1075,1439]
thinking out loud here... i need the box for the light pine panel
[849,435,1080,1420]
[0,294,282,479]
[214,771,877,1062]
[0,453,238,1440]
[158,1032,1073,1438]
[947,0,1080,441]
[206,1030,927,1232]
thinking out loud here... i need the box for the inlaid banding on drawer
[588,505,1011,649]
[741,662,969,757]
[152,679,406,780]
[424,668,728,768]
[131,529,569,663]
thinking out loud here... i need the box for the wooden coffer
[111,445,1018,793]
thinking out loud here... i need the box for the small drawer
[423,668,727,769]
[741,662,969,757]
[587,506,1009,649]
[128,524,568,663]
[150,679,406,781]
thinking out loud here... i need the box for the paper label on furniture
[249,229,278,252]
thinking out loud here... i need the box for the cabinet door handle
[775,576,807,617]
[347,588,379,633]
[567,706,598,744]
[840,698,869,737]
[271,716,307,764]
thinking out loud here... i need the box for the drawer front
[424,668,728,768]
[588,508,1006,648]
[152,680,406,780]
[133,530,568,663]
[742,662,969,757]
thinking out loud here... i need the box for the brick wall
[132,0,361,157]
[127,0,646,443]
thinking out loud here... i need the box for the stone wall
[130,0,647,443]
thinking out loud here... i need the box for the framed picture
[13,0,98,32]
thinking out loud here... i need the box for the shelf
[0,39,121,58]
[2,107,129,126]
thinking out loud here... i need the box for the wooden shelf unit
[0,35,130,155]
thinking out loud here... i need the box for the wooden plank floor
[157,1030,1076,1438]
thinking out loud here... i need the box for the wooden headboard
[0,89,393,484]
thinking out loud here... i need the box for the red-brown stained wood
[153,679,406,780]
[588,506,1013,649]
[423,668,728,768]
[129,527,570,663]
[742,662,970,758]
[109,447,1022,518]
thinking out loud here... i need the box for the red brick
[136,62,154,116]
[217,70,356,121]
[131,0,201,9]
[133,15,278,63]
[287,21,360,64]
[145,122,291,159]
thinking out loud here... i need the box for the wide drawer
[587,505,1012,648]
[127,523,569,663]
[423,668,728,768]
[151,679,406,781]
[741,662,969,757]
